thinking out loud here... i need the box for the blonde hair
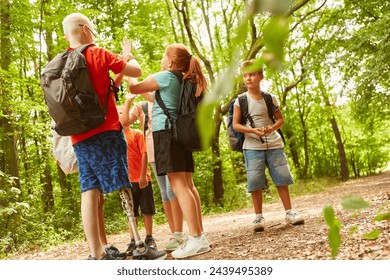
[62,13,94,38]
[165,44,207,97]
[241,59,263,75]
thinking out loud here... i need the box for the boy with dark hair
[232,59,304,232]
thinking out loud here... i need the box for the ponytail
[183,56,207,97]
[166,44,208,97]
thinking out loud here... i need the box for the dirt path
[8,172,390,260]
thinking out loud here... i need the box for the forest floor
[7,171,390,260]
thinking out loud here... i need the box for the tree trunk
[297,112,309,178]
[1,0,20,190]
[330,116,349,181]
[42,163,54,211]
[212,115,224,204]
[284,128,300,169]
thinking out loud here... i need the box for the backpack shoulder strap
[262,92,286,143]
[168,70,186,112]
[238,93,256,128]
[155,90,174,130]
[237,93,248,125]
[141,101,149,134]
[75,43,95,53]
[169,70,183,80]
[262,91,275,120]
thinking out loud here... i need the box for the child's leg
[81,188,105,259]
[97,192,108,246]
[186,173,203,232]
[243,150,266,215]
[143,215,153,236]
[150,162,176,233]
[169,197,183,232]
[168,172,202,237]
[276,185,292,210]
[251,189,263,214]
[266,149,294,210]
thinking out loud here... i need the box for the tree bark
[330,116,349,181]
[1,0,20,190]
[212,108,224,204]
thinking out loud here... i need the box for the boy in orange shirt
[118,104,163,258]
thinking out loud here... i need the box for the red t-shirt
[69,45,126,145]
[124,128,152,183]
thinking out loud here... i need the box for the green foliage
[323,205,342,259]
[323,194,389,259]
[341,196,370,210]
[363,229,381,240]
[374,213,390,221]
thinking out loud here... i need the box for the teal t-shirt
[152,71,181,132]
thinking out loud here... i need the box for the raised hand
[121,38,133,61]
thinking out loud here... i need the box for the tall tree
[1,0,20,191]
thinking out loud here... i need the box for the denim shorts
[243,148,294,192]
[73,130,131,194]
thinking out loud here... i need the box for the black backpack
[155,71,203,151]
[40,44,118,136]
[226,92,285,152]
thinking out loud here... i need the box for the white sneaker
[286,211,304,225]
[253,217,265,232]
[171,234,211,259]
[165,232,185,251]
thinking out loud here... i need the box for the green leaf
[247,0,294,16]
[341,196,369,210]
[198,56,240,149]
[233,19,249,47]
[261,0,294,15]
[263,16,289,60]
[328,225,342,259]
[197,102,216,150]
[374,212,390,221]
[349,225,358,235]
[363,229,381,240]
[323,205,335,226]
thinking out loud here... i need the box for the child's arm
[119,93,137,127]
[139,152,148,189]
[232,104,265,137]
[264,109,285,135]
[127,76,154,102]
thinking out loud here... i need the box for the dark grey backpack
[40,44,117,136]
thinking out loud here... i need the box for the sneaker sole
[164,247,177,252]
[154,252,167,260]
[133,252,167,260]
[290,220,305,225]
[171,246,211,259]
[253,225,265,232]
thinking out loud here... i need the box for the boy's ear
[259,72,264,79]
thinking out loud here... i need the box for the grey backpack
[40,44,117,136]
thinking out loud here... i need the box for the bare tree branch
[173,0,214,82]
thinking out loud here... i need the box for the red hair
[165,44,207,97]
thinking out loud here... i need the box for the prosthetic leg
[119,187,167,260]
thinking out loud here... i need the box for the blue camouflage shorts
[73,130,131,194]
[243,148,294,192]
